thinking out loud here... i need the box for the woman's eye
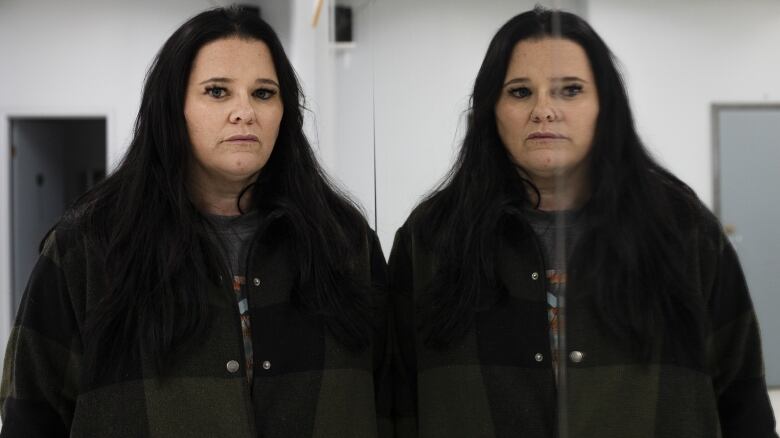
[205,86,227,98]
[509,87,531,98]
[254,88,277,100]
[561,84,583,97]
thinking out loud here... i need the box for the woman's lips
[527,132,566,140]
[224,134,259,142]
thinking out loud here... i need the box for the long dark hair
[419,7,704,355]
[66,6,372,377]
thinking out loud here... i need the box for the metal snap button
[226,360,240,373]
[262,360,271,370]
[569,351,584,363]
[534,353,544,362]
[531,272,540,280]
[252,277,261,287]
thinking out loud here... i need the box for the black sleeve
[708,234,778,437]
[1,229,81,438]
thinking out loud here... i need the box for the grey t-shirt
[524,208,584,273]
[205,209,260,279]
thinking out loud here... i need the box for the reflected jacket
[0,211,392,438]
[388,201,777,438]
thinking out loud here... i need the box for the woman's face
[495,37,599,182]
[184,37,283,186]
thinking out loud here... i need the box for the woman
[389,7,776,438]
[1,7,389,438]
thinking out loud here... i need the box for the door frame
[711,103,780,218]
[0,109,112,363]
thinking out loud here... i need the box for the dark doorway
[10,117,106,316]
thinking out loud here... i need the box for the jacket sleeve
[707,232,778,438]
[387,226,418,438]
[0,229,82,437]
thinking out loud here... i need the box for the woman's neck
[188,171,256,216]
[524,167,590,212]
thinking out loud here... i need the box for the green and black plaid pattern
[1,218,393,438]
[388,206,777,438]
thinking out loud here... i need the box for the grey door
[10,118,106,317]
[10,119,67,316]
[716,105,780,387]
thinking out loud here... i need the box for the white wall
[329,1,377,228]
[257,0,377,228]
[587,0,780,208]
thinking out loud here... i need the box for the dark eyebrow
[503,76,589,87]
[256,78,280,87]
[198,77,232,85]
[554,76,588,83]
[198,77,280,88]
[503,77,530,87]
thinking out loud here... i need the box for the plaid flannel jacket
[388,202,777,438]
[1,213,392,437]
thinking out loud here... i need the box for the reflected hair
[62,6,372,379]
[417,6,704,355]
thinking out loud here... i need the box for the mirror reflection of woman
[389,8,777,438]
[1,7,389,438]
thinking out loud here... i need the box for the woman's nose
[530,93,558,122]
[229,97,256,124]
